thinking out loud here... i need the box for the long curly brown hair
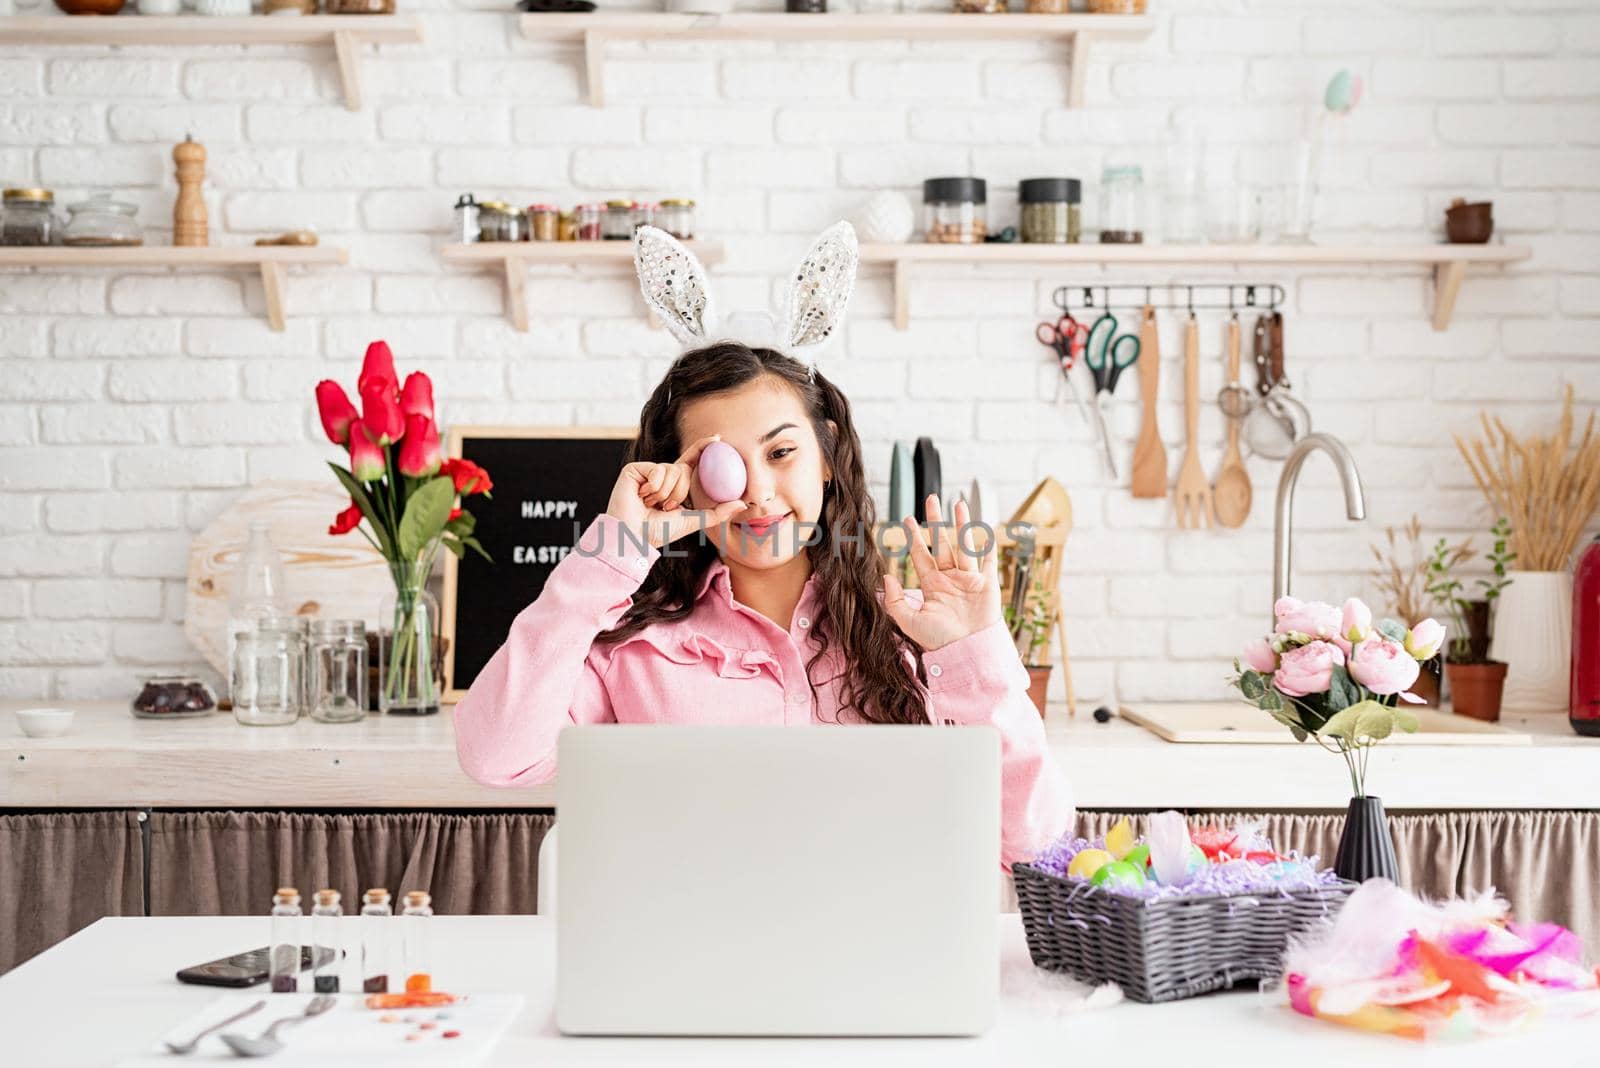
[593,341,930,725]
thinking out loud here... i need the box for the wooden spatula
[1212,316,1252,528]
[1129,305,1166,499]
[1173,313,1214,529]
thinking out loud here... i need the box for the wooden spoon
[1128,305,1166,499]
[1213,316,1252,528]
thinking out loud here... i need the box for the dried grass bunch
[1455,386,1600,572]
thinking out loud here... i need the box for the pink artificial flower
[1348,636,1422,696]
[397,413,441,478]
[1243,637,1279,674]
[400,371,434,421]
[1341,597,1374,644]
[1273,640,1344,698]
[348,419,386,482]
[1405,618,1447,661]
[1273,596,1342,640]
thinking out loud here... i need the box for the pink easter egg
[697,440,747,504]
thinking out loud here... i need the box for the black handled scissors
[1036,314,1090,424]
[1081,310,1141,477]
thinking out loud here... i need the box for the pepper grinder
[173,135,208,248]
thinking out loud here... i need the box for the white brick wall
[1,0,1597,704]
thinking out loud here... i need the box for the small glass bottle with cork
[269,888,303,993]
[361,887,394,993]
[401,890,434,993]
[311,889,343,993]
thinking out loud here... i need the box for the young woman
[454,225,1073,869]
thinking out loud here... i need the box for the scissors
[1081,310,1141,477]
[1035,314,1090,424]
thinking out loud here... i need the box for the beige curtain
[0,811,144,973]
[1077,810,1600,957]
[147,811,554,918]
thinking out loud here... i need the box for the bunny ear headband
[633,221,859,383]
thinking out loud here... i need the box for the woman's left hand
[881,496,1003,653]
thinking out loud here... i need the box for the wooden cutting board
[183,480,392,674]
[1120,701,1533,745]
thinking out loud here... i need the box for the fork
[1174,313,1214,529]
[163,999,266,1055]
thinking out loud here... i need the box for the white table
[1,916,1592,1067]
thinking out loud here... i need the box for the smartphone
[176,946,332,988]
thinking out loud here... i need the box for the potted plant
[1230,596,1437,883]
[1002,574,1054,718]
[1426,517,1514,722]
[315,341,493,715]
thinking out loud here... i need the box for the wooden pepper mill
[173,135,208,248]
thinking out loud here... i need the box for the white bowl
[15,707,75,739]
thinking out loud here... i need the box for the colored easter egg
[1067,848,1114,880]
[1123,844,1151,869]
[1324,69,1362,115]
[1189,844,1209,872]
[697,440,747,504]
[1105,817,1136,860]
[1091,860,1147,890]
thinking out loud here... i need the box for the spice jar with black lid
[1019,178,1081,244]
[923,177,986,244]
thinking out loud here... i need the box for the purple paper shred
[1027,833,1344,903]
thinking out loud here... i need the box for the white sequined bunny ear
[782,221,858,362]
[634,225,715,349]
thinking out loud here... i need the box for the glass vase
[378,561,440,716]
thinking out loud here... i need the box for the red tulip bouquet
[316,341,492,714]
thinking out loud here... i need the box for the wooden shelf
[0,245,349,331]
[518,12,1153,107]
[857,242,1534,331]
[0,15,424,110]
[440,240,726,332]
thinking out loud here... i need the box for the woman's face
[677,376,832,571]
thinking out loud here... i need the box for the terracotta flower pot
[1024,664,1050,718]
[1411,654,1443,707]
[1445,659,1508,722]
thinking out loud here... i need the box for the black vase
[1333,796,1399,884]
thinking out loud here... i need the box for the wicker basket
[1013,862,1357,1004]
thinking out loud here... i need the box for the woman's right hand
[605,434,746,549]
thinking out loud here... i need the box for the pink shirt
[454,513,1075,868]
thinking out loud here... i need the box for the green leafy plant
[1002,575,1054,667]
[1478,516,1516,602]
[1424,536,1476,663]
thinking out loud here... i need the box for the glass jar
[953,0,1004,11]
[232,628,299,727]
[529,203,558,242]
[1098,164,1145,244]
[131,674,217,719]
[655,198,696,240]
[309,618,367,724]
[378,565,441,716]
[1019,178,1081,244]
[2,189,58,247]
[923,177,986,244]
[63,194,142,247]
[576,204,602,240]
[634,201,656,232]
[557,210,577,242]
[503,207,528,243]
[603,199,636,240]
[477,201,508,242]
[453,193,480,244]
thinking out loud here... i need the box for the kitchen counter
[5,700,1597,811]
[4,915,1592,1068]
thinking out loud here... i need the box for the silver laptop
[555,725,1000,1037]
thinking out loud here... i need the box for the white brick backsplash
[0,622,109,666]
[33,579,163,621]
[48,59,179,98]
[44,494,183,534]
[0,2,1595,698]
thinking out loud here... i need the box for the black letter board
[441,426,635,701]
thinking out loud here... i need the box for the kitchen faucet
[1273,432,1366,615]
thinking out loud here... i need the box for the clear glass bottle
[269,888,303,993]
[310,618,366,723]
[922,177,986,244]
[401,890,434,993]
[361,888,394,994]
[232,628,299,727]
[311,889,342,993]
[226,523,288,703]
[256,615,310,716]
[1098,164,1145,244]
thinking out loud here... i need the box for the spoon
[220,995,337,1058]
[164,999,266,1055]
[1213,315,1252,528]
